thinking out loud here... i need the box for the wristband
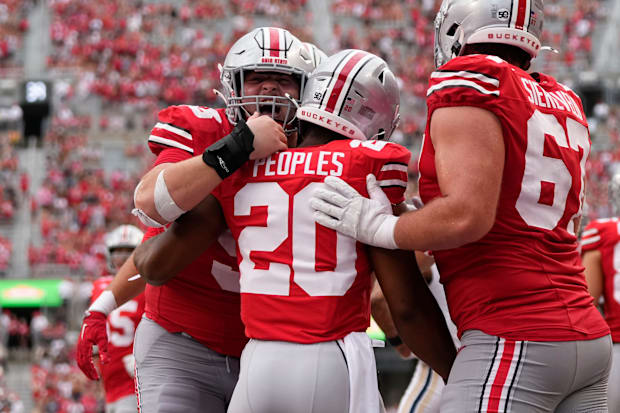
[387,335,403,347]
[88,290,118,316]
[202,120,254,179]
[375,214,399,250]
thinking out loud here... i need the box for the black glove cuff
[386,335,403,347]
[202,119,255,179]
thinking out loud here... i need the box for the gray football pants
[227,339,350,413]
[608,343,620,412]
[133,317,240,413]
[105,394,137,413]
[441,330,612,413]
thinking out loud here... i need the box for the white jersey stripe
[380,164,408,173]
[427,80,500,97]
[378,179,407,188]
[431,71,500,87]
[148,135,194,154]
[580,235,601,246]
[581,228,599,237]
[154,123,192,141]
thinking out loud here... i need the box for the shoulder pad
[148,106,227,156]
[427,55,509,103]
[349,140,411,205]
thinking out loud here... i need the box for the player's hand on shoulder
[312,174,399,249]
[76,310,109,380]
[246,112,287,160]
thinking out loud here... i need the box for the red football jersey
[144,105,247,357]
[581,218,620,342]
[91,276,145,403]
[418,55,608,341]
[213,139,410,343]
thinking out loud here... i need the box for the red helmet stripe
[512,0,530,30]
[324,51,367,113]
[269,28,280,58]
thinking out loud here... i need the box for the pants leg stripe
[503,340,525,412]
[134,361,142,413]
[478,337,501,413]
[478,338,523,412]
[409,365,433,413]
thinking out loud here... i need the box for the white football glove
[311,174,399,250]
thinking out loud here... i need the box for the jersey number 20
[234,182,358,297]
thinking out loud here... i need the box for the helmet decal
[434,0,544,67]
[297,49,400,142]
[320,50,373,114]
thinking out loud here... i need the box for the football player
[134,50,456,413]
[310,1,612,411]
[77,224,144,413]
[77,27,319,413]
[581,173,620,412]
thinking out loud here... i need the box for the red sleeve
[148,106,197,156]
[142,226,165,242]
[580,220,604,253]
[426,55,506,117]
[359,141,411,205]
[152,148,193,167]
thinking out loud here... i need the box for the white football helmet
[104,225,143,272]
[302,42,328,68]
[297,49,400,141]
[610,173,620,216]
[219,27,316,134]
[434,0,544,67]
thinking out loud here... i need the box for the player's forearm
[134,158,223,225]
[106,251,146,306]
[392,286,456,382]
[393,196,495,251]
[370,282,399,338]
[371,247,456,382]
[135,194,227,285]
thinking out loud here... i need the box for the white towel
[339,332,386,413]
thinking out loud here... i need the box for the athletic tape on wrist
[376,214,399,250]
[88,290,118,316]
[154,169,186,222]
[202,120,254,179]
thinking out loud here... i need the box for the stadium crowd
[28,113,148,277]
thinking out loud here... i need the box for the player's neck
[298,131,343,148]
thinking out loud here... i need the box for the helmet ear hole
[377,128,386,140]
[446,23,459,36]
